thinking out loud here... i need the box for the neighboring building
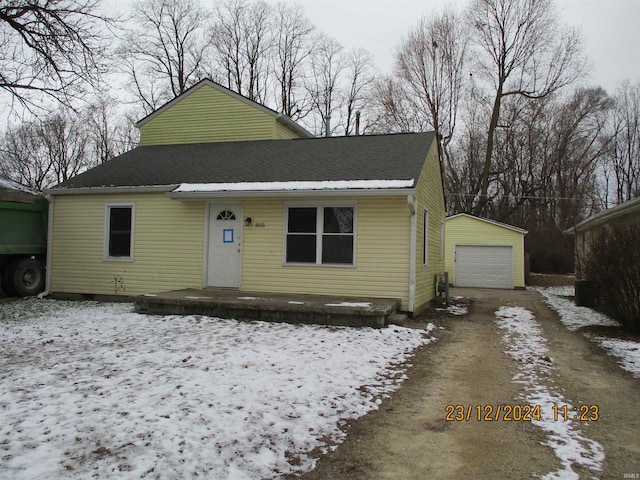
[444,213,527,289]
[46,79,446,314]
[564,196,640,277]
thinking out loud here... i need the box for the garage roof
[446,213,528,235]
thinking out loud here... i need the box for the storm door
[207,205,242,287]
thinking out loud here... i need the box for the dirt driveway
[295,288,640,479]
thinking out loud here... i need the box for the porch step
[134,288,402,329]
[387,313,409,326]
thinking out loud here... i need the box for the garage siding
[444,214,526,288]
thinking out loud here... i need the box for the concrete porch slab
[134,288,401,328]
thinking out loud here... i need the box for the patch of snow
[143,293,157,297]
[534,287,640,384]
[533,287,619,331]
[532,285,574,297]
[237,296,260,300]
[185,296,207,300]
[288,301,305,305]
[495,306,605,479]
[0,299,434,479]
[174,179,415,193]
[590,336,640,378]
[324,302,372,308]
[436,304,468,316]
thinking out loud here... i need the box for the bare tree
[120,0,211,113]
[0,0,112,111]
[0,112,91,190]
[444,84,489,214]
[305,34,346,136]
[210,0,273,103]
[394,11,468,157]
[341,48,376,135]
[272,2,314,120]
[370,77,430,133]
[85,98,139,165]
[466,0,586,215]
[603,81,640,204]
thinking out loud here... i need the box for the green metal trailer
[0,181,48,296]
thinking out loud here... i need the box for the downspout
[39,193,54,298]
[408,195,417,313]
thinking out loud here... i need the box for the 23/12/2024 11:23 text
[445,404,600,422]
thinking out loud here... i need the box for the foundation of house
[133,288,402,328]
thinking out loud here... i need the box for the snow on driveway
[0,299,434,479]
[495,306,604,480]
[534,287,640,379]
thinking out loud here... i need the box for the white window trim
[423,208,429,267]
[283,201,357,267]
[104,203,135,262]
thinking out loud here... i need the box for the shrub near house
[583,223,640,331]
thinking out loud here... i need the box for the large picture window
[286,206,354,265]
[105,204,134,260]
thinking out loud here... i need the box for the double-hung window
[105,204,134,260]
[286,205,354,265]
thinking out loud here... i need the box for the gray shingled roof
[52,132,436,190]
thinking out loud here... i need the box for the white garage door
[455,245,513,289]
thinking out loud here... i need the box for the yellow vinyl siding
[414,142,446,312]
[241,197,412,309]
[139,85,300,145]
[51,193,205,295]
[273,121,303,139]
[444,215,525,288]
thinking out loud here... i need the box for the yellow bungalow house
[46,80,445,315]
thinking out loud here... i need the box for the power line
[445,192,584,201]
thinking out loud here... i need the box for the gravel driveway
[296,288,640,479]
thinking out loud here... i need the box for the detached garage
[445,214,527,289]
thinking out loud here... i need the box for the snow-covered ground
[0,299,434,479]
[534,287,640,378]
[495,306,605,480]
[436,296,469,316]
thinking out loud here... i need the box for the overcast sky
[105,0,640,95]
[296,0,640,94]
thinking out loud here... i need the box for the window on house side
[286,206,354,265]
[106,205,133,259]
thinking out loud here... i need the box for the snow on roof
[0,178,40,195]
[173,179,415,193]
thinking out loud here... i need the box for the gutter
[45,185,177,196]
[167,188,416,199]
[39,193,54,299]
[408,195,417,313]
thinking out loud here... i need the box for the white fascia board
[45,185,177,195]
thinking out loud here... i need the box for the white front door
[207,205,242,288]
